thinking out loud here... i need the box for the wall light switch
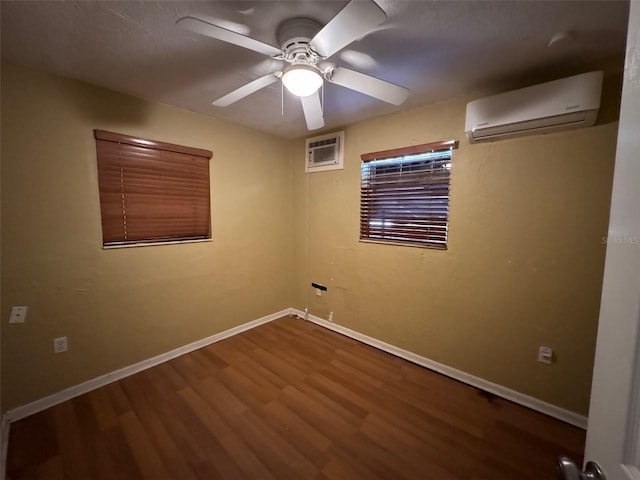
[538,346,553,364]
[9,306,28,324]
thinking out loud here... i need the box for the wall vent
[305,131,344,173]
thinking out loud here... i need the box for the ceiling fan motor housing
[277,18,323,64]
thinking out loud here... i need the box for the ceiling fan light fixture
[282,65,323,97]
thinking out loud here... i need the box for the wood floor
[6,315,585,479]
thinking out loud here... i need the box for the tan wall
[292,80,619,415]
[1,61,618,416]
[0,63,293,410]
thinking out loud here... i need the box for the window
[94,130,212,247]
[360,140,457,249]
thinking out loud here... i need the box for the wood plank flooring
[6,315,585,479]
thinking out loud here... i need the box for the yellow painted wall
[0,63,293,410]
[1,61,619,416]
[292,79,619,415]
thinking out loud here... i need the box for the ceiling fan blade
[310,0,386,58]
[301,92,325,130]
[177,16,281,57]
[212,73,280,107]
[328,67,409,105]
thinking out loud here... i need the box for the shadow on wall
[47,71,154,126]
[598,73,624,125]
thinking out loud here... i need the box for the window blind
[360,140,457,249]
[94,130,212,247]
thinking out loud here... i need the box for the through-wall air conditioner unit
[465,71,603,144]
[305,131,344,173]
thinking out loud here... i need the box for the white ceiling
[0,1,630,139]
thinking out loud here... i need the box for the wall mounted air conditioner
[465,71,603,144]
[305,131,344,173]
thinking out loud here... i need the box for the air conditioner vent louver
[309,145,337,165]
[305,131,344,173]
[465,71,603,143]
[308,138,337,149]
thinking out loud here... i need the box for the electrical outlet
[9,306,28,324]
[328,311,334,322]
[53,336,68,354]
[538,346,553,364]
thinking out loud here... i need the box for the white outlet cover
[9,306,28,324]
[53,336,68,354]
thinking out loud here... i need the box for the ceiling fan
[176,0,409,131]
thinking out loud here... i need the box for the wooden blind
[360,140,458,249]
[94,130,212,247]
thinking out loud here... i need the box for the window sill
[359,238,447,250]
[103,238,212,250]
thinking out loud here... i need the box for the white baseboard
[4,308,291,424]
[3,305,587,434]
[292,309,588,429]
